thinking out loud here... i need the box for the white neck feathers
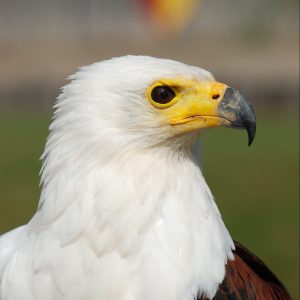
[32,142,234,299]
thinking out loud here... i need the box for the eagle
[0,56,291,300]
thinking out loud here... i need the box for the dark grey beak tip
[246,120,256,146]
[239,101,256,147]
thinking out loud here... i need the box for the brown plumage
[200,241,292,300]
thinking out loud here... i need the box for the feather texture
[0,56,289,300]
[201,241,291,300]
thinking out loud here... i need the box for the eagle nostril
[212,94,220,100]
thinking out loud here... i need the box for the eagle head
[48,55,255,162]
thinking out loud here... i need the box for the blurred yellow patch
[141,0,199,34]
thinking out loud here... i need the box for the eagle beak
[157,79,256,146]
[217,87,256,146]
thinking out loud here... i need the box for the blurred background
[0,0,299,298]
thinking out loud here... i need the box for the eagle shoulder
[200,241,292,300]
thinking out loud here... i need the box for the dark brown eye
[151,86,175,104]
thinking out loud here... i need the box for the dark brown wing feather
[199,241,292,300]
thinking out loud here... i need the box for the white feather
[0,56,234,300]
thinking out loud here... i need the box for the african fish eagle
[0,56,291,300]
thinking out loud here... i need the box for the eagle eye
[151,86,175,104]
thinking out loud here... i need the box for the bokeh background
[0,0,299,298]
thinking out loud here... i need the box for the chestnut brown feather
[199,241,291,300]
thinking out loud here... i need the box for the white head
[45,55,255,159]
[48,56,214,158]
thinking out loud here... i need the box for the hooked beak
[217,87,256,146]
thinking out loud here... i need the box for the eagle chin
[0,56,290,300]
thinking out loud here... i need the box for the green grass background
[0,110,298,298]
